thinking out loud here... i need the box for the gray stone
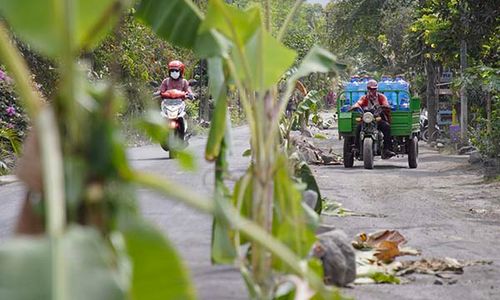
[437,143,445,148]
[468,151,482,164]
[301,127,313,138]
[313,229,356,287]
[303,190,318,210]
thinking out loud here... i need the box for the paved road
[315,126,500,300]
[1,125,499,300]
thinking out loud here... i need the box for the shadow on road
[326,164,408,171]
[131,156,170,161]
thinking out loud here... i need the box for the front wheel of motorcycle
[343,137,354,168]
[363,138,374,169]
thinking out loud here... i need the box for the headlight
[362,112,374,123]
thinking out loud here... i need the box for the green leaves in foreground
[123,221,197,300]
[0,0,123,57]
[205,57,227,161]
[136,0,203,50]
[273,156,317,272]
[0,227,124,300]
[289,46,346,83]
[240,28,297,90]
[0,223,196,300]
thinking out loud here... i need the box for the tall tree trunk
[198,59,210,122]
[425,58,438,142]
[460,39,468,141]
[486,92,491,134]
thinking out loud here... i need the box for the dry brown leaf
[353,230,407,249]
[374,240,400,262]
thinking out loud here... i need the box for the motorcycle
[356,106,387,169]
[155,89,193,158]
[419,109,441,141]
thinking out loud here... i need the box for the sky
[306,0,330,6]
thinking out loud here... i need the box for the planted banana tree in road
[0,0,344,299]
[138,0,344,298]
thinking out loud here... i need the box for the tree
[325,0,419,74]
[407,0,499,141]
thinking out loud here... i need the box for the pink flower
[6,106,16,116]
[7,123,14,129]
[0,70,12,83]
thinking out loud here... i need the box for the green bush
[470,96,500,159]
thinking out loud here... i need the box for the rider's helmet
[367,79,378,90]
[168,60,185,80]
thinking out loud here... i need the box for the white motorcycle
[157,89,192,158]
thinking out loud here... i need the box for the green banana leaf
[0,0,122,57]
[0,226,124,300]
[123,220,197,300]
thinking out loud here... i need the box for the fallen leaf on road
[322,199,387,218]
[369,272,401,284]
[373,240,400,262]
[351,230,490,285]
[353,230,407,250]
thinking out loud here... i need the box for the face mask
[170,70,180,80]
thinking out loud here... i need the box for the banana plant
[137,0,344,298]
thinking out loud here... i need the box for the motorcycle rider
[349,79,395,158]
[159,60,194,99]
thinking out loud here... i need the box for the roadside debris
[350,230,492,285]
[397,257,493,276]
[322,199,387,218]
[290,136,342,165]
[458,145,478,155]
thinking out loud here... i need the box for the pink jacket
[160,78,192,94]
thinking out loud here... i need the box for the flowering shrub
[0,68,28,174]
[0,69,28,139]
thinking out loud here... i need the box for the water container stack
[358,75,369,100]
[394,75,410,110]
[379,75,394,106]
[342,75,360,112]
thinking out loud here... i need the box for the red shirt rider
[160,60,193,97]
[351,88,390,111]
[350,79,395,157]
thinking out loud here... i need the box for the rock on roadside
[313,229,356,287]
